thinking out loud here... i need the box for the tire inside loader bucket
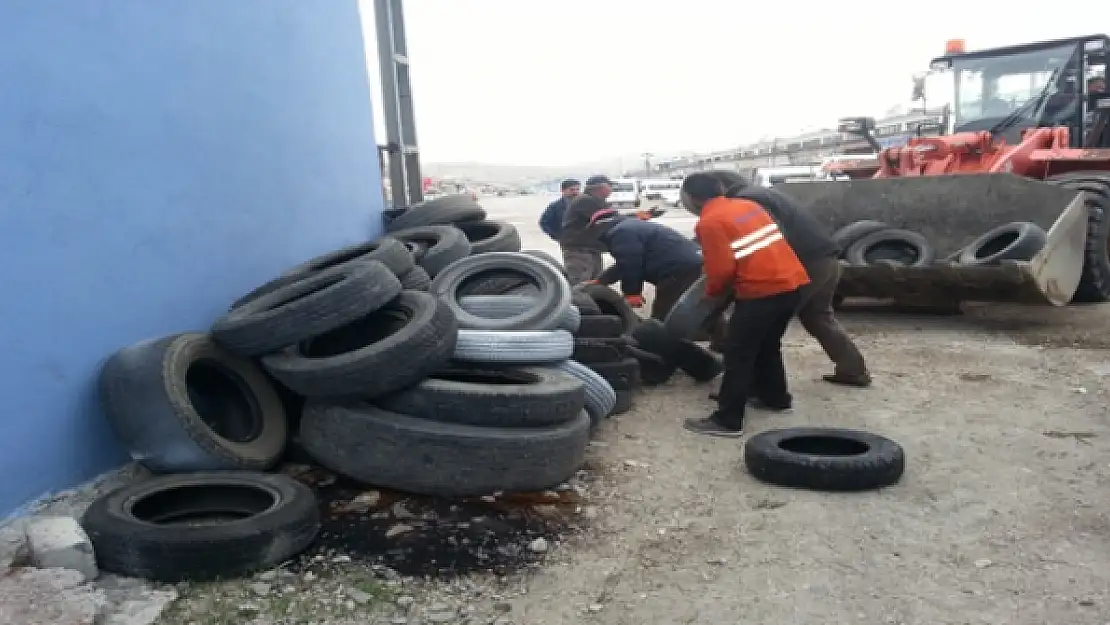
[775,173,1090,306]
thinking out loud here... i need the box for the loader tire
[956,221,1047,266]
[831,220,889,258]
[845,229,935,267]
[1045,173,1110,303]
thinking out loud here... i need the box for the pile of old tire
[430,252,618,428]
[568,284,641,414]
[631,318,722,385]
[385,194,523,272]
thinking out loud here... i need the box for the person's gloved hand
[625,294,645,308]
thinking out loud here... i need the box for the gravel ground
[5,195,1110,624]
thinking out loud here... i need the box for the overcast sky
[357,0,1102,165]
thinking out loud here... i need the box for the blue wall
[0,1,384,515]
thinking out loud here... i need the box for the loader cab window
[948,42,1083,143]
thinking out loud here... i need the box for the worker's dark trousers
[796,255,868,376]
[561,247,604,285]
[715,289,801,429]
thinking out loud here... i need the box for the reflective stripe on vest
[730,223,784,259]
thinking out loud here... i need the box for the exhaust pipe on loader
[776,173,1093,307]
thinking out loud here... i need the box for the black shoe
[683,414,744,438]
[823,372,872,388]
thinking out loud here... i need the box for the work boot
[822,372,872,388]
[682,413,744,438]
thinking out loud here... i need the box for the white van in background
[641,179,683,206]
[608,178,641,208]
[751,165,826,187]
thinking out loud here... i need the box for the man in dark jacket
[704,170,871,387]
[588,209,705,320]
[559,174,613,284]
[538,178,581,240]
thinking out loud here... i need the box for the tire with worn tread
[830,220,889,257]
[744,427,905,491]
[550,360,617,424]
[1045,172,1110,302]
[457,295,580,332]
[399,265,432,290]
[454,329,573,364]
[663,274,730,340]
[261,291,457,398]
[845,229,935,267]
[455,220,523,254]
[377,365,585,427]
[431,252,572,331]
[385,195,486,232]
[99,333,287,472]
[230,237,412,309]
[299,402,590,497]
[82,472,319,581]
[956,221,1047,266]
[387,225,472,278]
[577,284,639,333]
[212,261,401,357]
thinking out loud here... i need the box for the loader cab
[925,35,1110,148]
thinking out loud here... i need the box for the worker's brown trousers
[796,255,868,377]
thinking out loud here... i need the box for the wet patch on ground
[281,463,593,579]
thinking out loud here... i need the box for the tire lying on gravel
[522,249,568,279]
[82,472,319,582]
[576,284,639,334]
[385,194,486,232]
[845,229,936,267]
[454,329,573,364]
[377,365,585,427]
[831,220,889,258]
[955,221,1048,266]
[628,345,675,386]
[632,319,720,382]
[300,402,590,497]
[572,337,630,363]
[99,333,287,472]
[230,237,413,310]
[549,360,617,425]
[212,261,402,357]
[743,427,906,491]
[457,295,580,332]
[387,225,472,278]
[663,275,732,341]
[431,252,572,331]
[576,314,625,339]
[399,265,432,290]
[261,291,458,398]
[454,220,523,254]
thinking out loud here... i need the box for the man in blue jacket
[588,209,706,322]
[538,178,581,241]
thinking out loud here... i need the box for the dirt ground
[492,197,1110,624]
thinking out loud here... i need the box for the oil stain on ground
[281,463,587,578]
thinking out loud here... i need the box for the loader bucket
[776,173,1090,306]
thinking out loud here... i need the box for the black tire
[403,240,428,262]
[375,365,585,427]
[82,472,319,582]
[671,341,723,383]
[212,261,402,357]
[587,357,640,391]
[1045,172,1110,302]
[430,252,571,331]
[630,319,683,364]
[956,221,1048,266]
[572,291,602,315]
[385,195,486,232]
[261,291,458,398]
[831,220,889,257]
[845,228,936,267]
[399,265,432,290]
[386,225,472,278]
[577,284,639,333]
[299,402,590,497]
[455,220,523,254]
[456,270,534,297]
[522,249,568,279]
[99,333,287,473]
[743,427,905,491]
[230,237,412,310]
[572,337,630,363]
[576,314,625,339]
[612,389,633,415]
[628,345,676,386]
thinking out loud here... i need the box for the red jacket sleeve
[695,218,735,297]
